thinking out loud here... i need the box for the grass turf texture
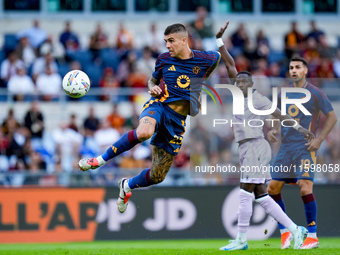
[0,238,340,255]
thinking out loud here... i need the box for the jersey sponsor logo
[176,75,190,88]
[288,105,299,117]
[148,111,155,115]
[168,65,176,71]
[192,66,201,74]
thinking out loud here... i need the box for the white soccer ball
[62,70,90,98]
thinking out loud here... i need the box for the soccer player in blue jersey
[267,57,337,249]
[78,23,221,213]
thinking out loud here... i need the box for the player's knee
[299,181,313,195]
[267,184,280,195]
[136,126,153,141]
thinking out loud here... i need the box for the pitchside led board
[0,186,339,243]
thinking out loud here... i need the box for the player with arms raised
[216,21,314,251]
[79,24,220,213]
[267,57,337,249]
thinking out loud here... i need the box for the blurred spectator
[189,6,215,50]
[7,64,35,101]
[256,29,269,47]
[116,51,138,86]
[303,37,320,63]
[268,62,283,77]
[125,103,140,130]
[306,20,325,44]
[16,36,37,68]
[284,21,305,59]
[24,101,44,139]
[6,125,30,164]
[235,55,251,72]
[17,19,47,49]
[23,150,46,185]
[53,122,83,172]
[1,108,20,136]
[144,23,166,55]
[39,35,64,60]
[68,114,78,132]
[106,105,125,133]
[59,20,80,59]
[255,30,270,59]
[94,120,120,153]
[98,67,120,101]
[69,60,82,71]
[136,46,156,78]
[0,51,25,85]
[83,106,100,137]
[316,58,335,79]
[89,23,109,62]
[32,51,58,82]
[333,49,340,78]
[36,65,61,101]
[116,22,133,51]
[230,23,249,53]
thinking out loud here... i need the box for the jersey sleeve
[205,51,221,78]
[152,54,164,81]
[257,94,273,110]
[312,87,334,115]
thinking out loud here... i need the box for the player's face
[164,33,185,57]
[235,74,253,97]
[289,61,308,82]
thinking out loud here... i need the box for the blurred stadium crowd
[1,7,340,186]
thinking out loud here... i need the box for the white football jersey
[233,90,273,142]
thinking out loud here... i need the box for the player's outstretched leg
[117,146,174,213]
[255,194,307,249]
[79,130,141,171]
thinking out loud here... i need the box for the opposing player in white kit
[216,21,314,251]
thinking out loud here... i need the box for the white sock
[236,232,247,243]
[123,180,131,193]
[287,223,298,233]
[280,228,289,235]
[96,156,106,166]
[307,232,317,239]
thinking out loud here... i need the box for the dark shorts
[271,146,317,183]
[140,99,186,156]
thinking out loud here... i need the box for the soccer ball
[62,70,90,98]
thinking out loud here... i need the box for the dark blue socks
[270,193,286,230]
[128,169,155,189]
[102,130,140,161]
[302,193,317,233]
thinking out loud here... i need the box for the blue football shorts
[271,146,317,183]
[139,99,186,156]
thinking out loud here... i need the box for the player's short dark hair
[164,23,187,36]
[290,57,308,67]
[236,71,252,78]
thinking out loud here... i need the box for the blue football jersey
[279,82,333,150]
[152,50,220,116]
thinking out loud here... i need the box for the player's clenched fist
[148,85,162,97]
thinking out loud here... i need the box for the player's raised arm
[216,21,238,80]
[148,77,162,97]
[306,110,337,151]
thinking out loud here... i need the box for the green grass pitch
[0,238,340,255]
